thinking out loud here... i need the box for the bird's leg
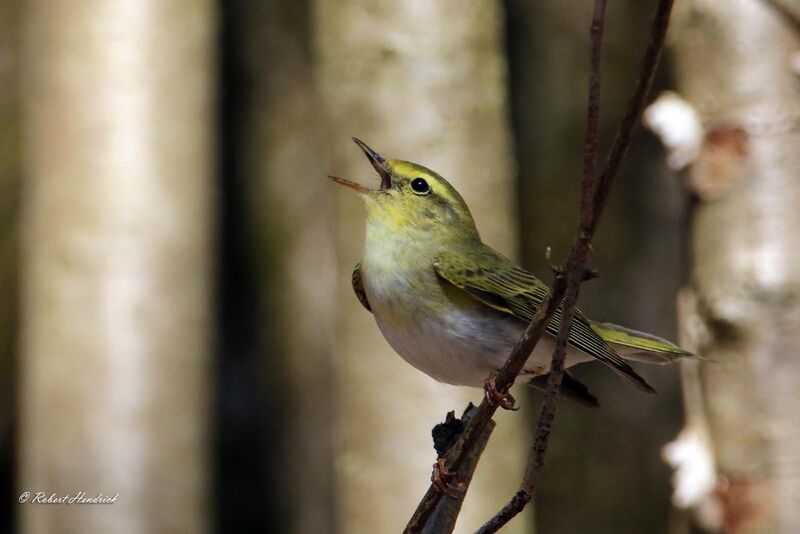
[431,457,465,497]
[484,370,519,411]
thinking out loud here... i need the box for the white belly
[364,267,592,387]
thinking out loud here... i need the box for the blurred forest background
[1,0,799,533]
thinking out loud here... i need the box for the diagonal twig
[475,0,608,529]
[419,406,496,533]
[477,0,675,531]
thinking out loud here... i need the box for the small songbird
[331,138,696,407]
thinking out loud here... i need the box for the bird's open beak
[328,138,393,194]
[352,137,392,191]
[328,175,369,193]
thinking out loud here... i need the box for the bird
[331,138,697,407]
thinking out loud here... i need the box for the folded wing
[433,248,656,394]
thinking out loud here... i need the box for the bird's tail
[527,372,600,408]
[590,321,700,364]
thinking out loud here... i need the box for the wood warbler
[331,138,696,407]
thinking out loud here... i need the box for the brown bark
[18,1,216,533]
[670,1,800,531]
[313,1,529,531]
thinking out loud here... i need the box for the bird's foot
[431,457,465,497]
[484,371,519,411]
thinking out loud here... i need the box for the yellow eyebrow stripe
[387,159,462,205]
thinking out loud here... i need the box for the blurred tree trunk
[221,0,336,532]
[0,0,20,530]
[506,1,685,532]
[313,1,530,532]
[670,1,800,532]
[18,2,216,533]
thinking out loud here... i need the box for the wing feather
[352,263,372,312]
[433,249,655,393]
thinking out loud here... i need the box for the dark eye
[410,177,430,194]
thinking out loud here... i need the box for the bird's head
[330,138,480,242]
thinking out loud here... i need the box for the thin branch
[582,0,607,220]
[478,0,674,531]
[420,407,495,533]
[590,0,675,234]
[405,0,675,531]
[476,0,607,529]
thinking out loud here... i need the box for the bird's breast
[361,259,523,386]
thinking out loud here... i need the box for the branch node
[582,267,600,281]
[432,410,465,458]
[431,457,465,497]
[484,371,520,411]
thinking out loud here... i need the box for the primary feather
[432,248,657,394]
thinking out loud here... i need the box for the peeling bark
[670,1,800,531]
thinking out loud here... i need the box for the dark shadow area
[214,2,270,531]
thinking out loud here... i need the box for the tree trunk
[670,1,800,531]
[18,2,216,533]
[220,0,337,531]
[0,0,20,530]
[313,1,530,531]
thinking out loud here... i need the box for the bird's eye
[410,177,430,195]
